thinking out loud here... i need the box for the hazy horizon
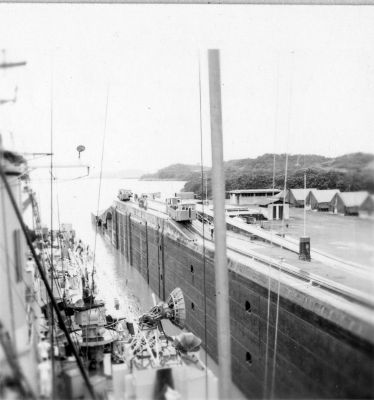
[1,5,374,174]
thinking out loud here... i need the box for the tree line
[184,168,374,199]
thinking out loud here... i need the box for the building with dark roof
[306,189,340,211]
[286,188,317,207]
[332,191,372,216]
[360,194,374,216]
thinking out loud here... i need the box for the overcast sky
[0,4,374,174]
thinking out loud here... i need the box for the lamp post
[299,167,311,261]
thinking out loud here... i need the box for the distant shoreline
[88,176,141,180]
[140,178,186,182]
[88,176,186,182]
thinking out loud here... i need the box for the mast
[49,61,56,398]
[207,49,232,399]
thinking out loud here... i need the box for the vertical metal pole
[145,221,149,284]
[303,170,306,237]
[281,153,289,237]
[208,49,232,399]
[49,63,56,399]
[206,176,208,203]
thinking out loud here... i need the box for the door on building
[273,206,277,220]
[279,205,283,220]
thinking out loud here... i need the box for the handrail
[228,243,374,309]
[191,214,374,309]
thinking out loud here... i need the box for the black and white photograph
[0,2,373,399]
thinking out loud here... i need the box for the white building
[228,189,281,206]
[228,189,288,220]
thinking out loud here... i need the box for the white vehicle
[166,197,197,222]
[118,189,133,201]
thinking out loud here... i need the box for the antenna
[76,145,86,159]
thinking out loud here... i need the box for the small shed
[332,191,371,216]
[258,198,289,221]
[286,188,317,207]
[306,189,340,211]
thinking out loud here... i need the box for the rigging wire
[86,85,110,359]
[49,60,56,398]
[270,260,282,400]
[92,85,110,274]
[54,180,67,293]
[198,52,209,399]
[263,58,280,399]
[270,51,295,399]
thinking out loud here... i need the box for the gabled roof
[275,190,285,199]
[257,197,282,206]
[312,189,340,203]
[337,191,369,207]
[289,188,317,201]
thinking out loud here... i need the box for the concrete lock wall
[106,204,374,399]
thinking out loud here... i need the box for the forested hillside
[142,153,374,197]
[141,163,207,181]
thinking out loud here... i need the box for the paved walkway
[263,208,374,268]
[137,200,374,300]
[190,219,374,299]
